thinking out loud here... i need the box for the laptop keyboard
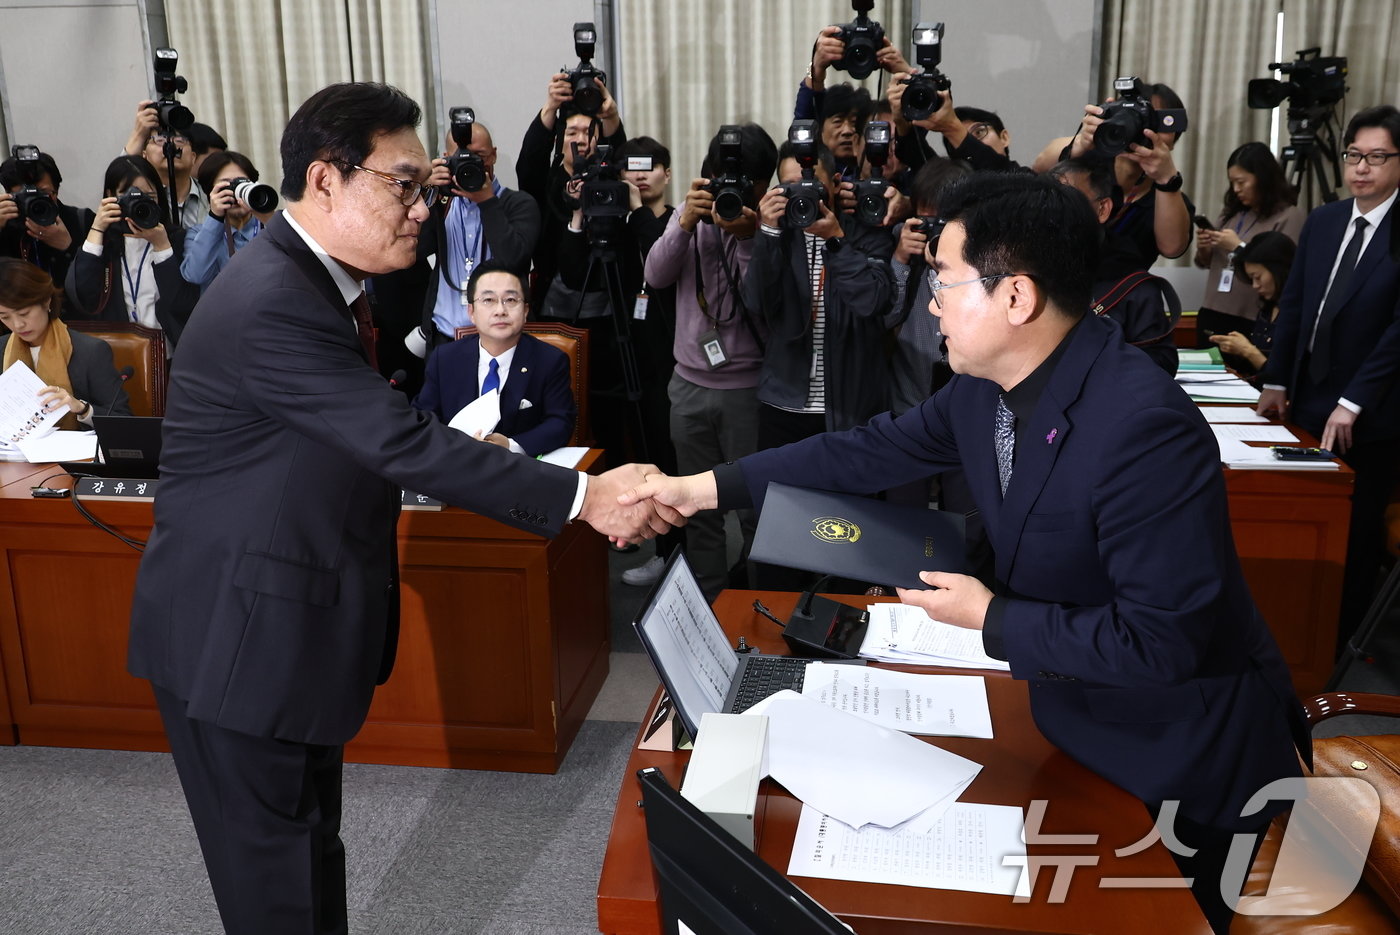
[728,655,815,713]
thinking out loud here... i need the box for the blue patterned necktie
[482,357,500,395]
[994,396,1016,496]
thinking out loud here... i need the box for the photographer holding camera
[180,151,276,291]
[0,148,90,291]
[1058,79,1194,274]
[404,113,542,352]
[639,124,777,597]
[66,155,198,351]
[517,25,627,318]
[124,99,209,231]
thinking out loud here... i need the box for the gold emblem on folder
[811,516,861,543]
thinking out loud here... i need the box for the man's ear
[303,162,338,214]
[1005,274,1043,327]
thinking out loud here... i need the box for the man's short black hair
[820,83,874,133]
[187,123,228,156]
[467,258,526,303]
[0,150,62,192]
[953,107,1005,135]
[701,123,779,188]
[1047,157,1119,207]
[777,140,837,181]
[617,136,671,169]
[196,150,259,197]
[1344,104,1400,151]
[938,173,1100,319]
[280,82,421,200]
[907,157,971,215]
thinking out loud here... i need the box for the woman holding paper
[0,258,129,427]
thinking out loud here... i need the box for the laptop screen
[632,552,740,741]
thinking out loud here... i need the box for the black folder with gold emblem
[749,482,966,590]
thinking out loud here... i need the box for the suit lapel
[1332,207,1393,312]
[993,320,1108,582]
[498,337,531,433]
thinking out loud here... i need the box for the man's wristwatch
[1153,172,1184,193]
[75,400,91,418]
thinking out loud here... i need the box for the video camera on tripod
[574,143,629,246]
[1247,48,1349,205]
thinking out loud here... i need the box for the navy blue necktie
[481,357,500,396]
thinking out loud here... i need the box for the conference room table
[596,590,1213,935]
[0,452,611,771]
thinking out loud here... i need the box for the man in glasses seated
[413,259,576,455]
[124,99,209,230]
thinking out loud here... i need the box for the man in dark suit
[626,174,1307,933]
[412,260,575,456]
[1258,105,1400,646]
[127,83,673,935]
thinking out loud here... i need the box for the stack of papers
[859,603,1010,671]
[799,661,994,738]
[1199,406,1268,424]
[1177,347,1225,371]
[1175,371,1261,404]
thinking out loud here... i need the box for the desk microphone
[388,369,408,390]
[781,574,869,659]
[97,366,135,420]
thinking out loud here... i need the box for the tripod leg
[602,259,650,464]
[1325,557,1400,690]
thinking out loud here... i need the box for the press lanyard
[457,200,484,278]
[807,235,826,323]
[694,237,738,325]
[122,242,152,322]
[1233,212,1259,238]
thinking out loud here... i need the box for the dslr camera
[703,125,754,223]
[1247,47,1348,111]
[117,189,161,230]
[7,146,58,227]
[225,178,279,213]
[1094,77,1188,156]
[152,47,194,134]
[565,22,608,118]
[899,23,952,123]
[576,144,629,244]
[447,107,488,193]
[852,121,891,226]
[780,120,828,230]
[830,0,885,81]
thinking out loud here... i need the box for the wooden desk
[597,591,1211,935]
[0,453,610,772]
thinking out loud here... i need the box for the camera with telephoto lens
[8,145,58,227]
[565,22,608,118]
[780,120,827,230]
[703,125,753,224]
[1094,77,1189,156]
[831,0,885,81]
[118,188,161,230]
[226,177,279,213]
[899,23,952,122]
[1247,47,1348,112]
[152,47,193,133]
[852,121,892,226]
[447,106,487,193]
[576,144,629,245]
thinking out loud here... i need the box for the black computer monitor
[637,767,852,935]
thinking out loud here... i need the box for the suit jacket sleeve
[69,332,132,416]
[480,189,541,273]
[412,341,447,419]
[516,114,556,206]
[643,212,691,288]
[151,228,200,346]
[240,284,578,534]
[510,347,576,456]
[66,244,114,320]
[742,233,787,327]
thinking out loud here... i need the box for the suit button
[509,509,521,519]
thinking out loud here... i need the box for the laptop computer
[632,551,863,742]
[58,415,163,479]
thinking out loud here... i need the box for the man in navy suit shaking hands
[128,82,677,935]
[624,174,1307,933]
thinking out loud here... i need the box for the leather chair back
[65,321,167,416]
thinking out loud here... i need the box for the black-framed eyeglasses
[968,123,994,140]
[336,161,434,207]
[925,270,1009,310]
[1340,150,1400,167]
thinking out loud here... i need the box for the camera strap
[717,235,765,353]
[693,237,736,325]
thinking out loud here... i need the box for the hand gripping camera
[830,0,885,81]
[899,23,952,123]
[227,178,279,213]
[152,47,194,134]
[1094,77,1189,157]
[447,107,488,193]
[117,189,161,230]
[852,121,892,226]
[565,22,608,118]
[780,121,827,230]
[703,126,754,223]
[8,146,58,227]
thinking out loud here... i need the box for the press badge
[1217,268,1234,291]
[633,293,649,320]
[698,328,728,368]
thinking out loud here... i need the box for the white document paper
[447,389,501,439]
[16,430,97,463]
[1199,406,1268,424]
[1185,383,1262,403]
[743,690,982,831]
[537,446,588,468]
[1175,372,1247,384]
[800,662,993,738]
[1212,423,1299,444]
[0,361,65,444]
[860,603,1010,671]
[788,803,1029,898]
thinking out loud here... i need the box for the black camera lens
[572,75,603,116]
[784,190,822,229]
[901,79,942,123]
[713,187,746,222]
[449,153,487,192]
[1094,108,1143,156]
[854,180,888,226]
[15,189,58,227]
[157,100,194,133]
[118,189,161,230]
[844,38,878,79]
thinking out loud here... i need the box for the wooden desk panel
[0,454,610,772]
[597,591,1211,935]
